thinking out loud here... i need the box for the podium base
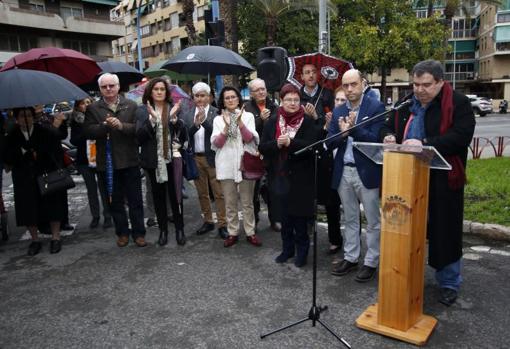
[355,304,437,346]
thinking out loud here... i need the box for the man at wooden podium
[380,60,475,306]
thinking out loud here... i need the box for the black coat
[259,115,322,217]
[380,89,475,269]
[84,97,139,171]
[244,97,278,139]
[187,105,218,167]
[4,124,66,226]
[70,116,89,166]
[135,105,189,170]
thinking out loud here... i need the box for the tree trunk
[380,65,387,102]
[220,0,238,87]
[427,0,434,18]
[266,17,277,46]
[183,0,197,46]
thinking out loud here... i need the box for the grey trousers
[338,166,380,268]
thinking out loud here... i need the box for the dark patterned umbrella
[287,52,353,91]
[0,47,101,85]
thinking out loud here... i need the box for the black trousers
[326,190,342,246]
[108,167,146,238]
[146,166,184,232]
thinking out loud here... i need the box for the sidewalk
[0,178,509,348]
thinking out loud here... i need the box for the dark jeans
[106,167,145,237]
[78,164,111,220]
[326,190,342,246]
[256,175,281,224]
[147,166,184,232]
[279,195,310,259]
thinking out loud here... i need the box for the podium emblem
[382,195,411,226]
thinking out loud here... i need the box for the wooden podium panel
[356,151,437,346]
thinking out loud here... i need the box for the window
[0,34,38,52]
[416,9,427,18]
[62,40,97,56]
[171,36,180,52]
[170,12,179,28]
[61,6,84,20]
[498,13,510,23]
[158,20,163,31]
[29,1,45,12]
[151,23,157,34]
[164,18,171,31]
[141,25,151,37]
[162,0,170,8]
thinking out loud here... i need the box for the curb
[463,220,510,242]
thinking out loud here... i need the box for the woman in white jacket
[211,86,262,248]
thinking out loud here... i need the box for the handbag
[182,147,199,181]
[241,151,265,180]
[37,168,76,196]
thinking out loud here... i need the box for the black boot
[0,212,8,241]
[176,229,186,246]
[158,230,168,246]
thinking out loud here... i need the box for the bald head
[342,69,364,105]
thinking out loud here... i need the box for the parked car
[43,102,73,118]
[466,95,493,117]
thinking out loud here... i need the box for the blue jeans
[435,259,462,291]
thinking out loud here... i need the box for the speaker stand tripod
[260,149,351,348]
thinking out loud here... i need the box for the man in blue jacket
[327,69,385,282]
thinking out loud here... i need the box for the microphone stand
[260,101,410,347]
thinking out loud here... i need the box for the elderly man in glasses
[84,73,147,248]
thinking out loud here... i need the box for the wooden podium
[352,143,451,346]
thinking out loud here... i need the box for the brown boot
[116,235,129,247]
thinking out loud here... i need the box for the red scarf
[275,106,305,139]
[440,82,466,190]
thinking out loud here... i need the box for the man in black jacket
[244,78,281,232]
[84,73,146,248]
[380,60,475,306]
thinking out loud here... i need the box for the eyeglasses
[282,98,300,104]
[100,84,117,89]
[251,87,266,93]
[224,95,238,101]
[194,93,208,98]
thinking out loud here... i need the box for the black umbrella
[82,61,144,91]
[162,45,254,76]
[0,69,89,110]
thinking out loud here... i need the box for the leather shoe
[270,222,282,232]
[246,234,262,247]
[294,255,307,268]
[50,239,62,254]
[146,217,157,227]
[176,229,186,246]
[103,217,113,229]
[439,288,458,306]
[135,236,147,247]
[331,260,358,276]
[275,252,295,264]
[355,265,377,283]
[224,235,238,247]
[196,222,215,235]
[61,223,74,231]
[218,227,229,240]
[89,217,100,229]
[27,241,42,256]
[158,231,168,246]
[117,235,129,247]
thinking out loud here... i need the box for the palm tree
[253,0,336,46]
[220,0,239,86]
[182,0,198,46]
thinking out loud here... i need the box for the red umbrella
[286,52,353,91]
[0,47,101,85]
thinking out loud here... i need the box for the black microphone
[393,99,413,110]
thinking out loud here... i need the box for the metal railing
[470,136,510,159]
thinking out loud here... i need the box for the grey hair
[412,60,444,81]
[248,78,266,91]
[97,73,120,86]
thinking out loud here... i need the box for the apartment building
[368,0,510,103]
[0,0,124,66]
[110,0,209,70]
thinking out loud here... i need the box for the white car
[466,95,493,117]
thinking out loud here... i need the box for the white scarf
[153,109,170,183]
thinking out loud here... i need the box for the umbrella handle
[313,86,324,110]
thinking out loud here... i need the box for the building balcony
[0,2,123,39]
[444,72,477,82]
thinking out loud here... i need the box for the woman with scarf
[259,84,321,267]
[136,77,188,246]
[211,86,262,248]
[70,97,113,230]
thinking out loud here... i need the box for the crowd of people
[0,59,475,307]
